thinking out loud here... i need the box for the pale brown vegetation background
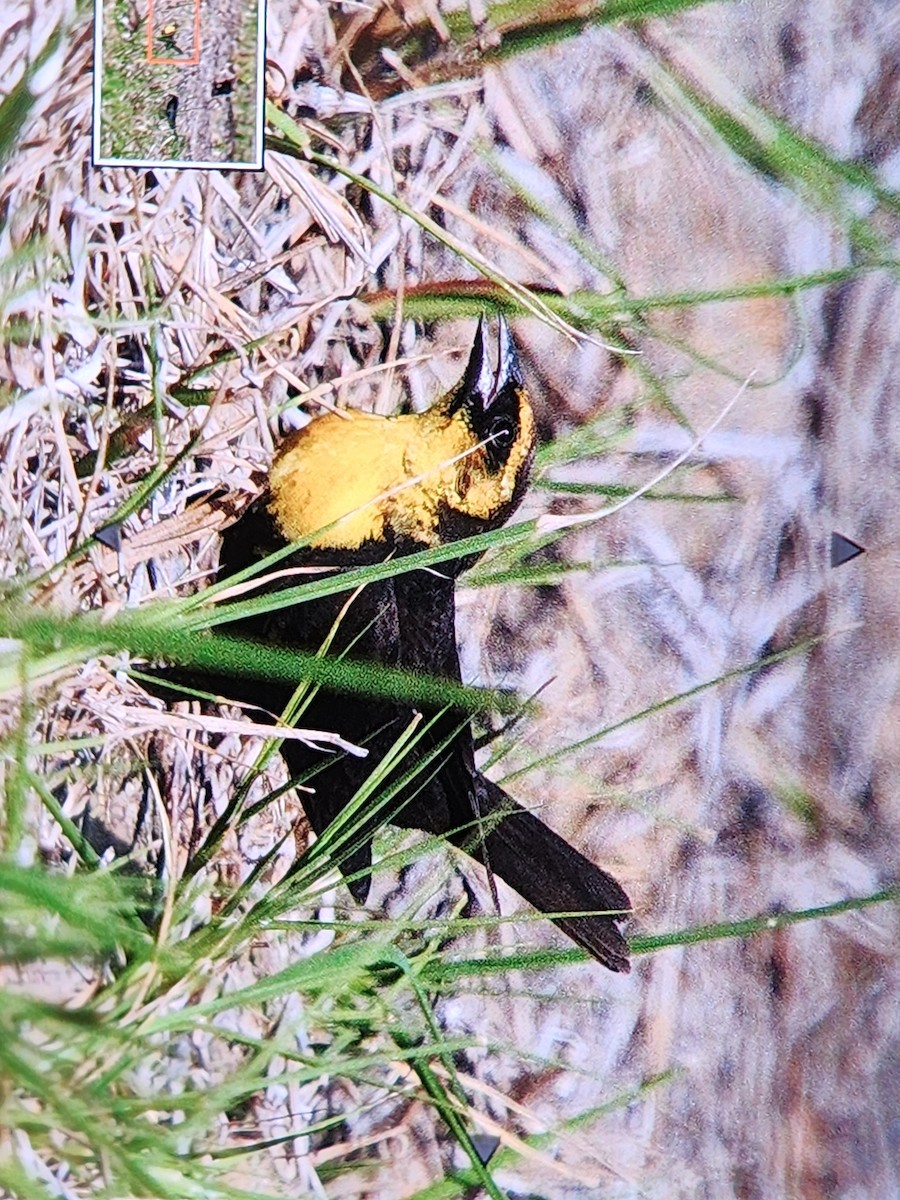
[1,0,898,1197]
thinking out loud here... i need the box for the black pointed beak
[455,316,523,415]
[492,315,524,401]
[458,315,494,404]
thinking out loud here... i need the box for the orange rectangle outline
[146,0,201,66]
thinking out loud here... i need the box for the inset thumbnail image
[93,0,264,168]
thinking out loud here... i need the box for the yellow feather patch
[268,387,535,550]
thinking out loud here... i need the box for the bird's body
[164,320,631,971]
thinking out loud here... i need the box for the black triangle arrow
[95,522,123,552]
[469,1134,500,1166]
[830,532,865,568]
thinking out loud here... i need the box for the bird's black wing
[153,505,631,969]
[140,498,409,897]
[216,498,415,897]
[389,569,632,972]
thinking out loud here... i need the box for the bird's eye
[488,417,514,450]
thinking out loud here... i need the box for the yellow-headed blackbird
[159,22,183,54]
[163,319,631,971]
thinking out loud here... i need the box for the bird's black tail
[454,776,632,973]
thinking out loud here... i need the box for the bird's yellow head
[267,318,536,553]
